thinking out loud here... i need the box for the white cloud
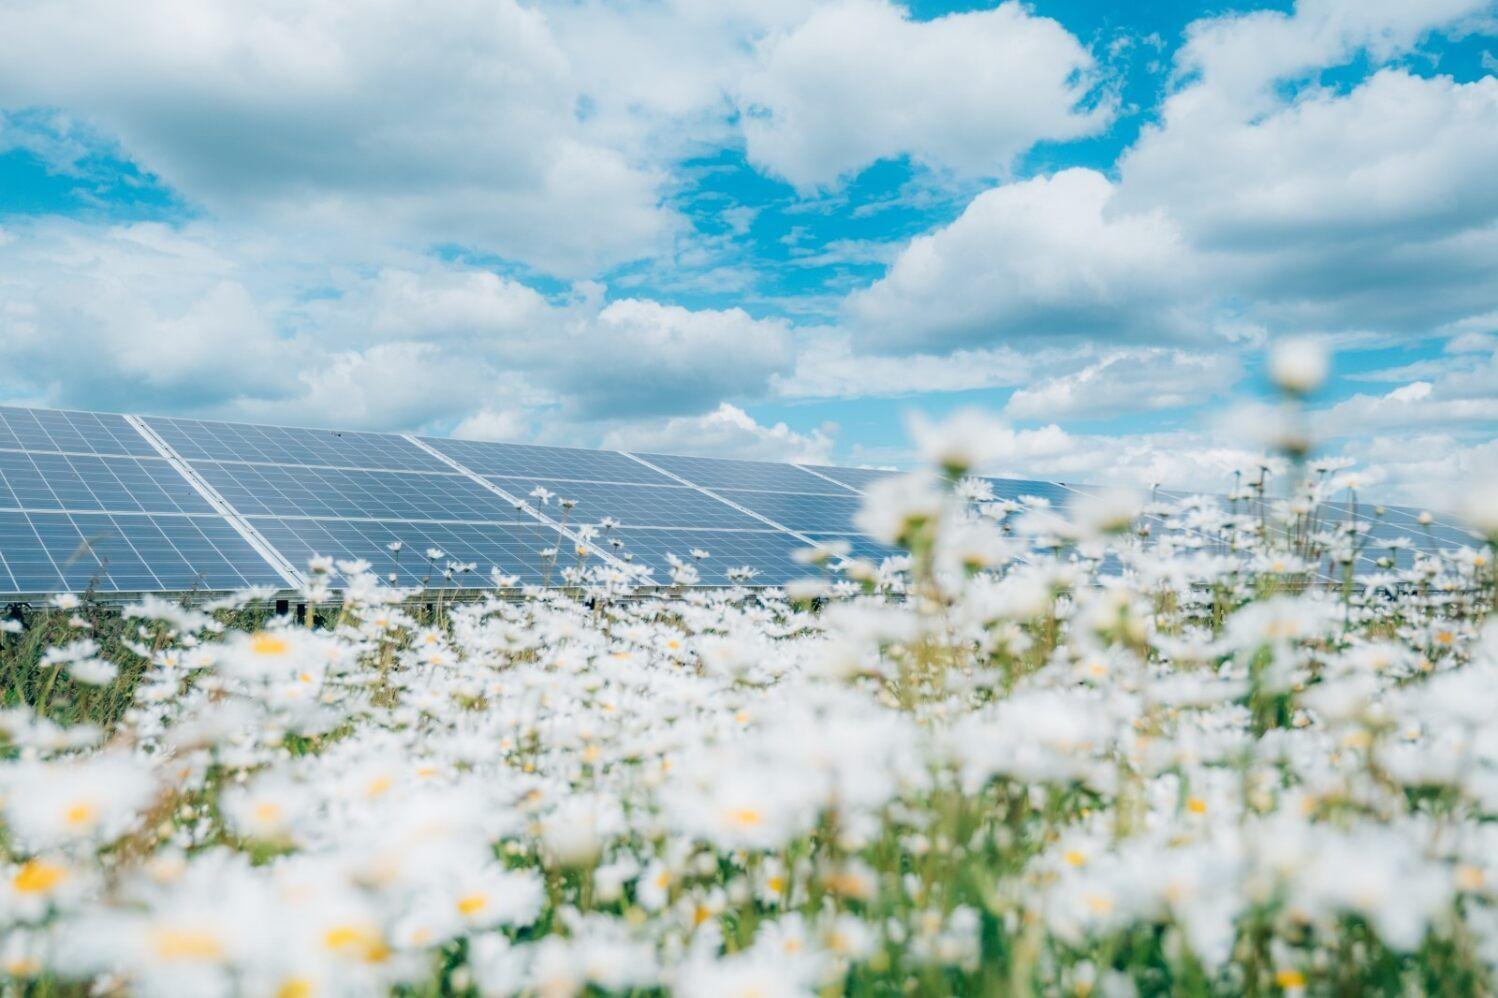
[0,220,293,409]
[1003,349,1242,421]
[0,0,671,276]
[843,169,1198,353]
[1318,346,1498,435]
[774,333,1040,399]
[739,0,1108,189]
[598,403,836,464]
[0,220,795,434]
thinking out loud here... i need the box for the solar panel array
[0,404,1483,597]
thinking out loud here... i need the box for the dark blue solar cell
[0,406,159,458]
[0,511,286,594]
[481,477,766,530]
[0,451,213,515]
[249,517,581,587]
[144,416,446,472]
[422,438,673,485]
[633,452,850,493]
[191,462,529,522]
[714,489,864,533]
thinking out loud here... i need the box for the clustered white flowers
[0,418,1495,996]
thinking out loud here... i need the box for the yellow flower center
[251,633,289,655]
[456,894,488,916]
[12,859,66,894]
[151,927,225,962]
[364,776,392,799]
[1274,969,1306,989]
[1063,850,1088,868]
[253,802,284,825]
[726,807,763,827]
[322,924,389,963]
[63,802,96,828]
[4,957,41,977]
[277,978,315,998]
[1186,797,1208,815]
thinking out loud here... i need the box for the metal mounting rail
[125,415,307,590]
[400,435,633,575]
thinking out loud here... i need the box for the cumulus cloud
[0,220,293,410]
[739,0,1108,188]
[0,220,795,433]
[0,0,671,276]
[1002,350,1242,421]
[843,169,1198,354]
[598,403,836,464]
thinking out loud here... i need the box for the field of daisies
[3,376,1498,996]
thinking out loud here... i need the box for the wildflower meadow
[2,356,1497,997]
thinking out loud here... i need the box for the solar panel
[795,464,896,492]
[634,452,850,493]
[799,532,906,565]
[249,517,584,588]
[479,477,767,530]
[0,511,288,593]
[0,406,160,458]
[714,488,865,533]
[191,462,530,522]
[0,451,216,515]
[144,416,447,472]
[423,437,674,485]
[601,528,821,585]
[982,478,1074,507]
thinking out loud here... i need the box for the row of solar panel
[0,405,1481,596]
[0,406,913,594]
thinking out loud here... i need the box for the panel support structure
[125,415,307,590]
[401,435,634,576]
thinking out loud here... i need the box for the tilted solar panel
[144,416,447,472]
[192,462,531,522]
[635,452,851,493]
[0,406,162,458]
[0,511,288,593]
[0,451,217,515]
[794,464,895,491]
[713,488,865,533]
[250,517,589,588]
[423,437,674,485]
[480,477,767,531]
[601,528,823,585]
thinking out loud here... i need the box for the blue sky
[0,0,1495,503]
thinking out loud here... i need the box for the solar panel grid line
[634,451,855,494]
[618,452,823,548]
[401,435,632,574]
[124,415,306,590]
[793,464,867,494]
[475,476,771,532]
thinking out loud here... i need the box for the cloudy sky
[1,0,1495,504]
